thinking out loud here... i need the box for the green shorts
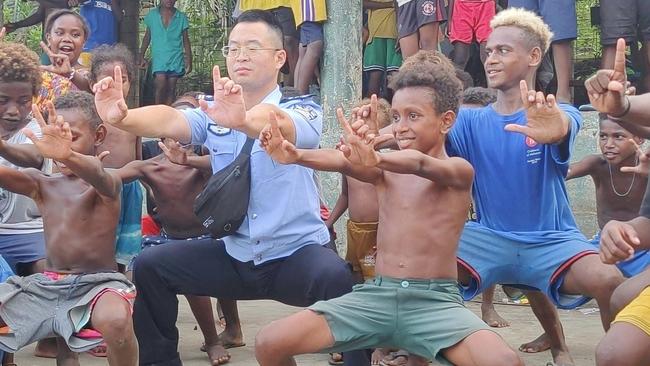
[309,275,490,364]
[363,38,403,72]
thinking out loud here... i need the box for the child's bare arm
[326,176,349,228]
[566,154,600,180]
[158,140,212,173]
[139,28,151,67]
[182,29,192,75]
[115,159,147,184]
[259,111,383,183]
[0,166,40,199]
[0,141,44,169]
[600,216,650,264]
[375,150,474,189]
[23,103,121,199]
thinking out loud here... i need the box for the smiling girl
[35,9,92,111]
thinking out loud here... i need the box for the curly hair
[389,51,462,115]
[462,87,497,106]
[53,91,102,130]
[90,44,135,83]
[45,9,90,40]
[0,42,42,95]
[490,8,553,54]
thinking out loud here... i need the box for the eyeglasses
[221,45,282,58]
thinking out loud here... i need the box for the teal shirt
[143,7,189,74]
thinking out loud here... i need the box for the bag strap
[241,137,255,156]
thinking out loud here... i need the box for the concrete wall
[567,111,600,237]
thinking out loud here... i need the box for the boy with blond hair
[449,8,624,365]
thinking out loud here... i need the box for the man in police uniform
[93,9,363,366]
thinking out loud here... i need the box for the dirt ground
[14,293,604,366]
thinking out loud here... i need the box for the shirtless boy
[254,51,522,366]
[119,102,241,366]
[447,8,624,366]
[89,44,143,269]
[583,37,650,366]
[0,91,137,366]
[567,114,650,277]
[326,96,391,283]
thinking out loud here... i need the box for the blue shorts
[508,0,577,42]
[0,232,46,275]
[300,21,323,45]
[115,182,143,266]
[457,222,597,309]
[590,231,650,278]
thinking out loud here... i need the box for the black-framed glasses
[221,45,282,58]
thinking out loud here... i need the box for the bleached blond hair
[490,8,554,54]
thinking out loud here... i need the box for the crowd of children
[0,1,650,366]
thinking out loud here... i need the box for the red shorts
[449,0,496,44]
[141,215,161,236]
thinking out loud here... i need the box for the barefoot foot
[204,342,231,365]
[218,328,245,349]
[549,344,575,366]
[34,338,58,358]
[372,348,391,365]
[380,350,409,366]
[519,333,551,353]
[481,304,510,328]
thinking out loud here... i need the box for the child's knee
[255,325,283,359]
[596,337,624,366]
[92,301,133,343]
[489,348,523,366]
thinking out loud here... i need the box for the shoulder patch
[289,104,319,122]
[208,124,232,136]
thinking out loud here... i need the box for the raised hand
[158,139,189,165]
[199,66,246,129]
[22,103,73,161]
[337,108,379,167]
[620,139,650,176]
[259,111,299,164]
[39,41,74,77]
[93,65,128,125]
[352,94,379,133]
[600,220,640,264]
[504,80,569,144]
[585,38,629,117]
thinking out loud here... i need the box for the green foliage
[2,0,45,52]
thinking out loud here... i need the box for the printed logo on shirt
[208,124,232,136]
[421,1,437,16]
[290,104,319,122]
[525,136,538,148]
[525,136,542,164]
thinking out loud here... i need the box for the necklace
[608,157,638,197]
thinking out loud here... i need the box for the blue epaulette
[280,93,316,105]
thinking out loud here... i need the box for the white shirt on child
[0,119,51,234]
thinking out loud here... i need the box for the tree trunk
[119,0,140,107]
[320,0,362,250]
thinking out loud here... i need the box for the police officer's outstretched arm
[94,65,192,143]
[200,66,301,144]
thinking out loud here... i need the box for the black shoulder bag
[193,137,255,238]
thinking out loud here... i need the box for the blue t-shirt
[181,87,330,264]
[80,0,117,51]
[447,104,583,239]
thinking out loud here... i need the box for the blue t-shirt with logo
[81,0,117,51]
[447,104,583,239]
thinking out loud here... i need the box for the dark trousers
[133,239,368,366]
